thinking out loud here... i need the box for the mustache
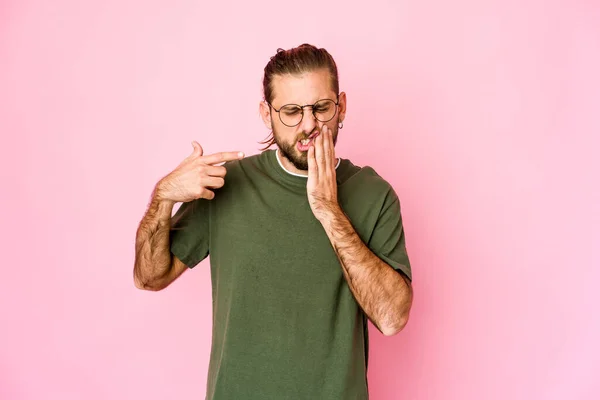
[296,130,322,141]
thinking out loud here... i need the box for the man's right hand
[156,141,245,203]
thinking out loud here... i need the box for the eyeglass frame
[267,97,340,127]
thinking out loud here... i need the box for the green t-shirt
[170,149,411,400]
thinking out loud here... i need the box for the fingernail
[238,152,245,158]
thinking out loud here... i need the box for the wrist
[153,180,176,207]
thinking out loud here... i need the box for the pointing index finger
[202,151,245,165]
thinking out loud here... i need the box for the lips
[299,131,320,143]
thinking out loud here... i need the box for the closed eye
[283,108,302,115]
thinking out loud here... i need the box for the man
[134,44,413,400]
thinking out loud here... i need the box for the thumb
[190,141,203,158]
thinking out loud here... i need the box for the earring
[338,120,344,129]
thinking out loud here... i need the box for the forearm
[320,208,413,336]
[133,184,176,290]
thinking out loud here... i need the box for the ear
[338,92,347,123]
[259,101,273,130]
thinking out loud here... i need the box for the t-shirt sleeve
[169,199,210,269]
[368,189,412,281]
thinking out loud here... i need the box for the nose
[298,107,320,134]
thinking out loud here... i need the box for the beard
[273,123,339,171]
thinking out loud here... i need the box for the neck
[275,148,340,177]
[276,148,308,176]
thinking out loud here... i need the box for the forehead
[271,69,336,106]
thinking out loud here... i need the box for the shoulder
[222,151,267,177]
[339,159,398,201]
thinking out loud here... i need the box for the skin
[259,68,345,175]
[260,69,413,335]
[134,68,413,335]
[307,125,413,336]
[133,144,244,290]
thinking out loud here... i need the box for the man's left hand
[307,124,341,222]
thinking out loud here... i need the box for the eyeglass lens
[279,99,337,127]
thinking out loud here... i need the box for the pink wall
[1,1,599,399]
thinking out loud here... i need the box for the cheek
[323,121,336,134]
[273,124,298,142]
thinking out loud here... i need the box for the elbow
[382,280,413,336]
[380,300,412,336]
[381,313,410,336]
[133,271,165,291]
[134,277,147,290]
[133,273,143,290]
[381,327,401,337]
[134,278,165,291]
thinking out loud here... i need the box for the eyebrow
[280,98,335,106]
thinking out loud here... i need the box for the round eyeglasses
[268,98,339,127]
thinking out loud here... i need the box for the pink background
[1,1,599,399]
